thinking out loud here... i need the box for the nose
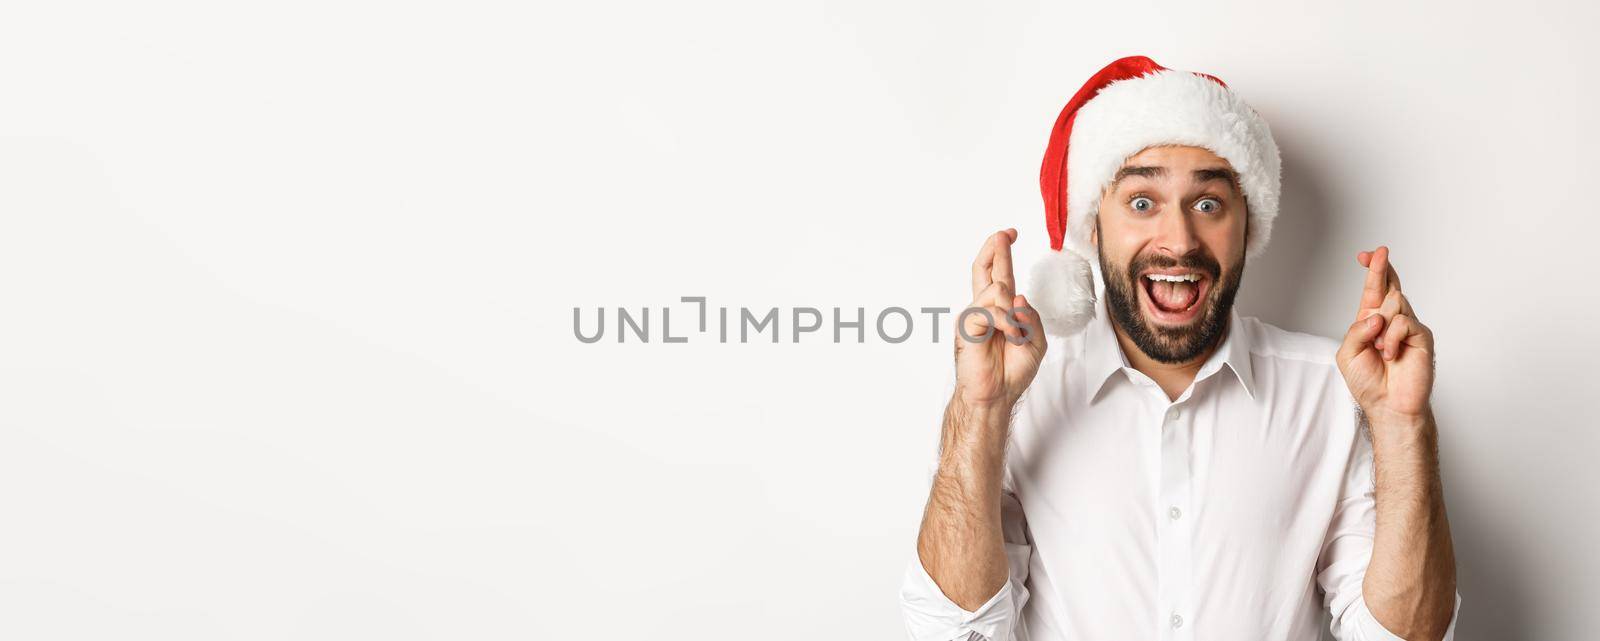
[1153,204,1199,257]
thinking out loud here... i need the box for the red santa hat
[1030,56,1282,336]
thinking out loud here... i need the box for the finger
[1378,289,1403,321]
[959,304,997,343]
[1012,294,1046,350]
[1357,250,1372,268]
[1394,290,1416,319]
[1376,246,1401,294]
[1379,313,1417,361]
[1372,289,1420,330]
[959,302,1021,343]
[1338,314,1384,365]
[1403,316,1434,351]
[971,232,1002,299]
[987,304,1023,343]
[1359,246,1391,314]
[991,228,1018,292]
[975,280,1016,310]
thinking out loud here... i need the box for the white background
[1,0,1595,639]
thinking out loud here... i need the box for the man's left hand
[1336,245,1435,425]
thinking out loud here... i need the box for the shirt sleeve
[899,449,1033,641]
[1317,408,1461,641]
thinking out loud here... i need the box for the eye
[1130,196,1155,212]
[1194,197,1222,214]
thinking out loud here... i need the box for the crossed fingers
[966,229,1036,344]
[972,228,1018,302]
[1355,246,1429,361]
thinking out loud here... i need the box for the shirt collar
[1080,298,1257,403]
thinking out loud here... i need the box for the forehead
[1110,144,1240,194]
[1121,144,1232,173]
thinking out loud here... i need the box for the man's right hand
[954,229,1048,411]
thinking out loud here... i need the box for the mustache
[1127,251,1222,280]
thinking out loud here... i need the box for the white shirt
[900,300,1460,641]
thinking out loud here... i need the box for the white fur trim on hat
[1029,248,1096,336]
[1062,69,1282,262]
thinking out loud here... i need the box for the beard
[1098,240,1245,364]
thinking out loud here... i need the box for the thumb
[1337,314,1384,365]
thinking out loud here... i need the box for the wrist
[1366,407,1437,447]
[939,396,1011,473]
[950,394,1016,422]
[943,395,1015,448]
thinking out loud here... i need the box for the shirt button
[1166,408,1181,422]
[1169,506,1182,520]
[1171,613,1184,629]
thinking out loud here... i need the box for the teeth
[1145,273,1201,283]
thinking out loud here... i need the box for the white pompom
[1028,249,1097,336]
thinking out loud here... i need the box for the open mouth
[1138,270,1210,325]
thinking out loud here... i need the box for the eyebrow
[1111,165,1240,194]
[1192,167,1240,193]
[1112,165,1165,188]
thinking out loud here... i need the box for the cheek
[1095,212,1151,259]
[1198,212,1248,256]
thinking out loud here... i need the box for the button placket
[1157,402,1193,640]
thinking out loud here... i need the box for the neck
[1110,319,1226,402]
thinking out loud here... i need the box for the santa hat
[1029,55,1282,336]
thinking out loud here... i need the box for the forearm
[915,396,1012,611]
[1363,411,1457,641]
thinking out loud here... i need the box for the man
[899,57,1460,640]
